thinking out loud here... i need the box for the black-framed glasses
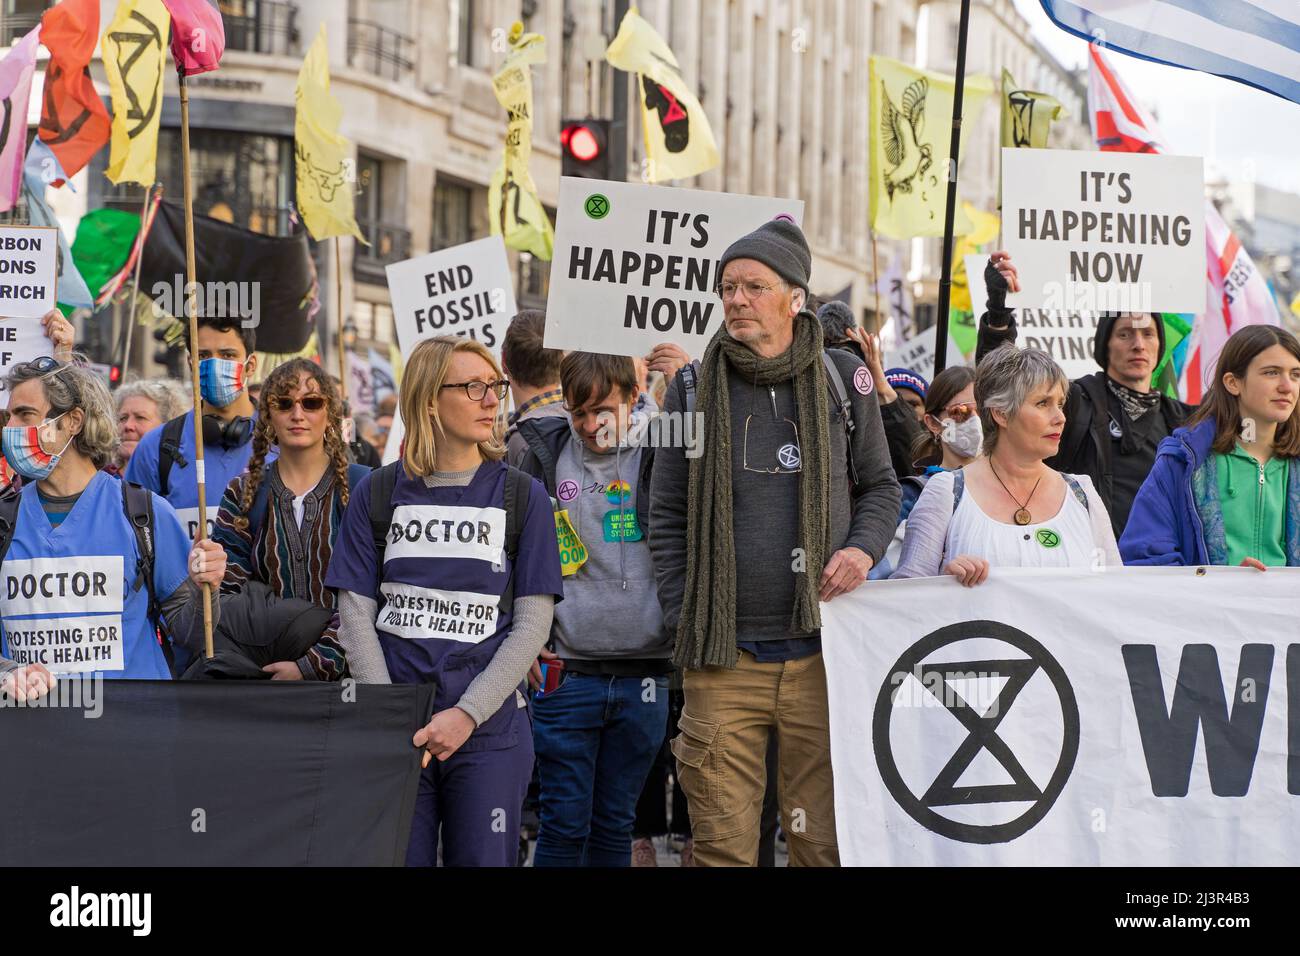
[441,379,510,402]
[271,395,328,413]
[14,355,61,377]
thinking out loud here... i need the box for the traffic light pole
[608,0,630,182]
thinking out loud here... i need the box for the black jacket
[183,580,335,680]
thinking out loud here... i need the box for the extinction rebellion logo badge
[872,620,1080,844]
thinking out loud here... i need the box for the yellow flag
[1001,69,1065,149]
[951,202,1000,311]
[605,6,718,183]
[1291,291,1300,322]
[488,23,554,260]
[294,25,365,242]
[869,56,992,240]
[102,0,169,186]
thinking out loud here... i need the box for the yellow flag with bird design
[869,56,992,240]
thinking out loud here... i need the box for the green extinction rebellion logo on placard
[584,194,610,219]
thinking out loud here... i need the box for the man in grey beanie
[648,217,900,866]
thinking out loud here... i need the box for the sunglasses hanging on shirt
[742,381,802,475]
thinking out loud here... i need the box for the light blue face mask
[2,412,71,481]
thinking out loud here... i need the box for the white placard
[377,582,500,644]
[383,236,517,467]
[382,504,505,565]
[173,506,216,543]
[0,315,52,387]
[888,324,965,383]
[967,252,1103,380]
[1001,148,1205,314]
[0,555,126,675]
[822,567,1300,865]
[385,236,517,360]
[0,226,58,320]
[544,178,804,359]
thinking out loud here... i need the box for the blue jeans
[533,672,669,867]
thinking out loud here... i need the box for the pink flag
[1089,43,1279,403]
[161,0,226,76]
[0,26,40,213]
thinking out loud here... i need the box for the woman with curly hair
[211,358,368,680]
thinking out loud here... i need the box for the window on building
[354,152,410,282]
[454,0,476,67]
[348,3,415,82]
[1,0,49,47]
[432,178,474,251]
[218,1,300,56]
[100,129,294,236]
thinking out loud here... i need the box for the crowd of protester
[1,218,1297,867]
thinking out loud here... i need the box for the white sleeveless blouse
[945,472,1099,570]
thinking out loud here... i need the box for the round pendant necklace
[989,460,1043,526]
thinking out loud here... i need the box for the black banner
[0,680,432,866]
[140,201,319,354]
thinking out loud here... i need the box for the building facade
[4,0,1105,381]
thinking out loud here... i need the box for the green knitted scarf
[675,312,831,670]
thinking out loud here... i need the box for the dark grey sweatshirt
[648,347,901,643]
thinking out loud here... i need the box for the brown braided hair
[234,358,350,531]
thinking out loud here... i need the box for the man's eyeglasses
[943,402,977,423]
[441,379,510,402]
[271,395,327,413]
[718,280,784,303]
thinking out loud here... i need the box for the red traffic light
[109,364,122,384]
[562,123,602,163]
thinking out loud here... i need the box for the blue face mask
[2,412,71,481]
[199,357,246,408]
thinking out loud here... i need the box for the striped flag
[1041,0,1300,105]
[1088,43,1280,403]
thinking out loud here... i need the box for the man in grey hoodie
[515,352,671,867]
[648,218,900,866]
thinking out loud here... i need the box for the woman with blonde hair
[210,358,368,680]
[327,336,563,867]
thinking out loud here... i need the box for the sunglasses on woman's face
[943,402,977,423]
[271,395,327,413]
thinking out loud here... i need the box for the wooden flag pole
[335,238,347,404]
[934,0,972,377]
[178,69,214,659]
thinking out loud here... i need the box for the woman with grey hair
[892,346,1120,584]
[114,378,192,470]
[0,357,226,696]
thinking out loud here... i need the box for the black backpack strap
[677,361,700,414]
[368,461,401,580]
[0,487,22,567]
[821,351,859,485]
[120,481,174,676]
[246,467,274,544]
[497,465,533,617]
[158,416,188,498]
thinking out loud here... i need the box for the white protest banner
[968,253,1103,379]
[887,324,965,383]
[0,555,125,674]
[0,225,57,320]
[0,315,50,388]
[1002,148,1204,314]
[822,567,1300,865]
[383,236,516,466]
[385,236,517,359]
[544,178,803,359]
